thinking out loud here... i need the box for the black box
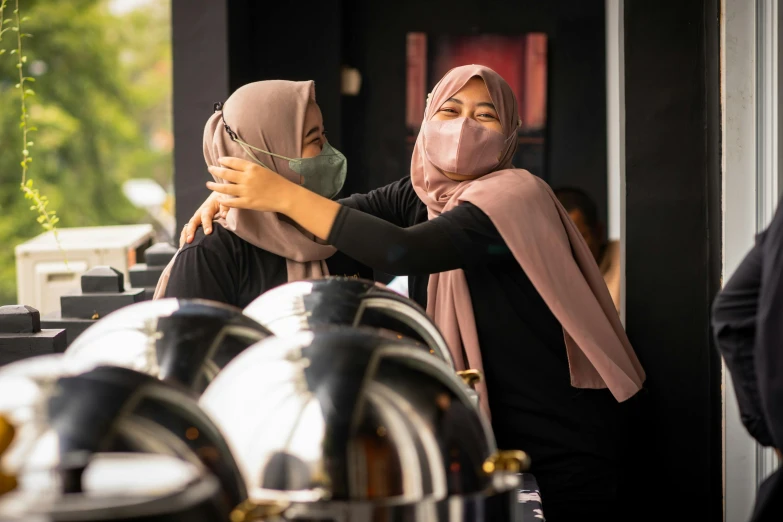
[143,242,176,267]
[129,263,166,288]
[47,266,145,346]
[128,243,175,301]
[0,305,66,366]
[60,289,145,320]
[40,311,96,348]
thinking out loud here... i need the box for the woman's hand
[208,156,342,241]
[179,191,229,247]
[207,157,298,214]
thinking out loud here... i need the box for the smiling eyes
[438,106,498,120]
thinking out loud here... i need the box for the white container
[15,225,155,316]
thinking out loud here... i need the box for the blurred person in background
[555,187,621,313]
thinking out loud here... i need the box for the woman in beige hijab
[192,66,644,521]
[156,80,370,307]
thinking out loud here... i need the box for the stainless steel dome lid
[64,299,272,393]
[0,365,247,509]
[199,327,503,507]
[0,453,229,522]
[243,277,455,370]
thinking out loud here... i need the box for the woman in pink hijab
[155,80,371,306]
[202,65,645,520]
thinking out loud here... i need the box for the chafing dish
[63,298,272,393]
[244,278,484,405]
[199,328,529,521]
[0,364,247,511]
[0,451,229,522]
[243,277,455,369]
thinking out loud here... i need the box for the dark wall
[341,0,608,227]
[171,0,343,231]
[623,0,722,519]
[226,0,343,149]
[171,0,229,232]
[546,9,608,229]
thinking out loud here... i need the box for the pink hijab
[154,80,335,298]
[413,65,645,416]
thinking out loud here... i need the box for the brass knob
[456,369,482,387]
[482,449,531,475]
[230,499,290,522]
[0,415,18,496]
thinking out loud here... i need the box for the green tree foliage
[0,0,172,304]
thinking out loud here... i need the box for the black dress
[339,177,624,521]
[163,223,372,308]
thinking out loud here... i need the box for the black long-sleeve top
[339,177,623,513]
[163,224,372,308]
[757,202,783,450]
[716,203,783,522]
[710,195,783,451]
[712,235,775,447]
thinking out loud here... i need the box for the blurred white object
[122,179,167,208]
[386,276,409,297]
[28,60,47,76]
[108,0,155,16]
[122,179,176,242]
[15,225,154,315]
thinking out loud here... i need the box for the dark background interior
[337,0,606,210]
[223,0,609,230]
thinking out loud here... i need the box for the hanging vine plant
[1,0,64,252]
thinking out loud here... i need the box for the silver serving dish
[243,278,455,370]
[0,363,247,511]
[199,328,529,521]
[64,299,272,394]
[244,278,483,406]
[0,452,229,522]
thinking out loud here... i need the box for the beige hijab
[154,80,335,299]
[413,65,645,416]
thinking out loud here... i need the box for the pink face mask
[422,117,511,177]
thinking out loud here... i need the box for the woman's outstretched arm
[206,157,503,275]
